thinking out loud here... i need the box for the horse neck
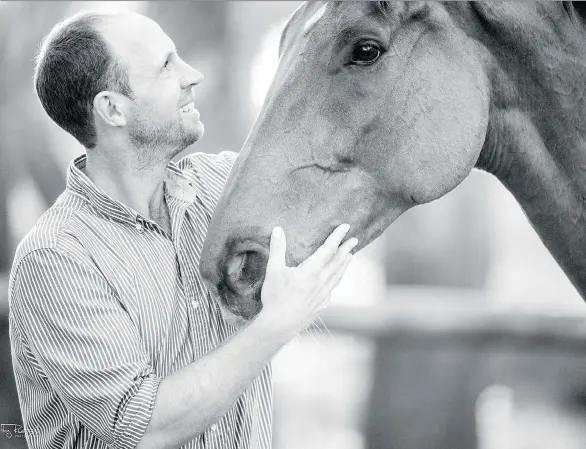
[465,2,586,295]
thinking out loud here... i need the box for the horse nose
[224,249,267,295]
[216,240,269,319]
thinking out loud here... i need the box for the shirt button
[210,424,218,432]
[191,300,200,309]
[135,222,143,232]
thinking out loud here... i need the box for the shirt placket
[182,250,217,357]
[170,211,215,362]
[166,181,240,448]
[203,421,229,449]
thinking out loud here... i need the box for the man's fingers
[266,227,286,271]
[319,237,358,282]
[316,254,354,301]
[301,223,351,271]
[326,253,354,291]
[339,237,358,258]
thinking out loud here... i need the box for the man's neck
[84,145,169,225]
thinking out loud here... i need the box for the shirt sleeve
[177,150,238,217]
[10,248,162,449]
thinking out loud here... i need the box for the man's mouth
[180,102,196,114]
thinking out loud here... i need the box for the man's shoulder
[177,150,238,178]
[175,151,238,210]
[11,191,87,274]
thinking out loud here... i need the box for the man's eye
[351,42,383,66]
[163,60,170,70]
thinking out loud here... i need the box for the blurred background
[1,2,586,448]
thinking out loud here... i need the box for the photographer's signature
[1,423,39,439]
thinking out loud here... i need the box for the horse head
[200,1,586,319]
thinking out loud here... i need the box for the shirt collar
[66,154,199,227]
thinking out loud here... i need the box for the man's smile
[180,101,196,114]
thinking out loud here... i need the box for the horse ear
[401,1,431,22]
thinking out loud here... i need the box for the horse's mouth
[216,242,268,319]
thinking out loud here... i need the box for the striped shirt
[8,152,273,449]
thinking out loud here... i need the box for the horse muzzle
[204,237,269,320]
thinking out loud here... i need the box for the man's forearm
[136,315,287,449]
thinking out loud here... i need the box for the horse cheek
[402,43,489,204]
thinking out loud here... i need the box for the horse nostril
[224,250,266,293]
[225,252,247,286]
[214,239,269,320]
[221,246,268,307]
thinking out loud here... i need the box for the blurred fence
[317,290,586,449]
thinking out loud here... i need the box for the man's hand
[138,223,356,449]
[256,224,357,341]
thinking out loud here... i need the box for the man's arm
[137,311,282,449]
[137,225,357,449]
[10,248,162,449]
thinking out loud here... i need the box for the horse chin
[219,287,263,321]
[217,296,260,328]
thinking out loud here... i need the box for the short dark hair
[34,11,133,148]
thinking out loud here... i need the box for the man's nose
[183,65,204,89]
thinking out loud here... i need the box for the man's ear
[93,91,127,127]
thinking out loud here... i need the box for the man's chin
[187,121,205,144]
[193,120,205,140]
[179,122,204,149]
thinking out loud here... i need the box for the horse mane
[567,1,586,27]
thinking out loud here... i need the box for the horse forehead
[299,2,371,27]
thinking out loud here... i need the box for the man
[8,10,357,449]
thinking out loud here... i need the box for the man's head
[34,11,204,161]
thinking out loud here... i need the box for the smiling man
[8,10,357,449]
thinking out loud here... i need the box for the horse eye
[351,42,382,66]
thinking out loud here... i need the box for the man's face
[103,13,204,159]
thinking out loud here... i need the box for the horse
[199,1,586,320]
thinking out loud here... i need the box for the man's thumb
[267,226,286,270]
